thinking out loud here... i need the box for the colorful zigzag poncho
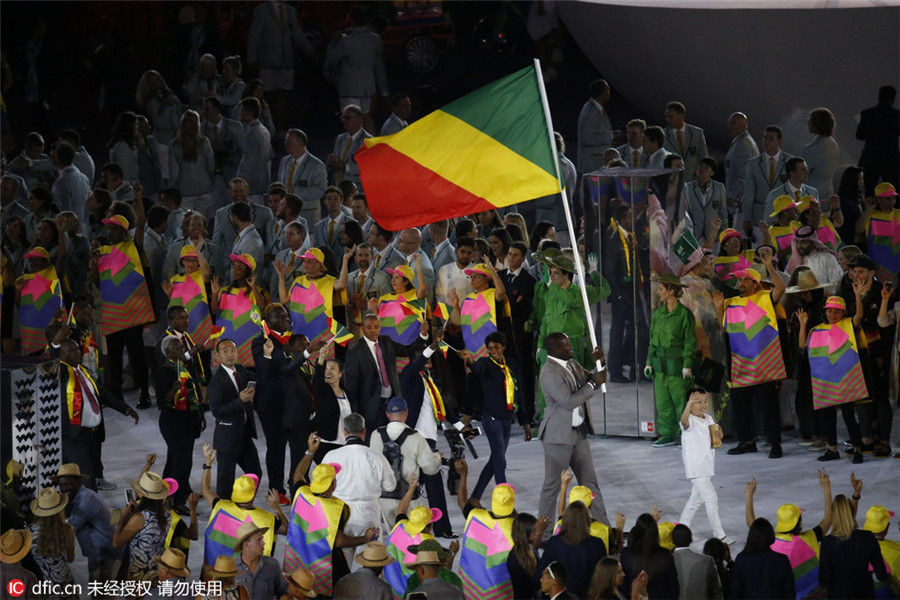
[384,519,435,599]
[807,318,869,410]
[17,265,63,354]
[283,487,348,597]
[167,271,213,343]
[459,508,514,600]
[97,239,155,336]
[723,290,786,388]
[215,286,261,366]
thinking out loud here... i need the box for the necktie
[769,157,776,184]
[795,190,801,202]
[677,130,685,154]
[287,160,297,193]
[431,246,436,259]
[75,368,101,413]
[374,342,391,388]
[632,150,639,167]
[288,254,295,272]
[375,254,382,269]
[335,137,353,184]
[232,368,241,391]
[328,220,336,243]
[357,272,366,295]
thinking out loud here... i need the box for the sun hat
[769,195,798,217]
[101,214,129,229]
[568,485,595,508]
[301,248,325,265]
[652,273,688,288]
[229,253,256,273]
[52,463,90,482]
[719,228,741,244]
[825,296,847,311]
[491,483,515,518]
[532,247,562,265]
[130,472,169,501]
[875,182,897,197]
[863,505,895,533]
[309,463,341,495]
[163,478,178,497]
[406,506,442,536]
[783,270,828,294]
[387,265,415,281]
[286,567,318,597]
[154,548,191,577]
[0,529,32,564]
[353,542,396,567]
[31,487,69,517]
[24,247,50,261]
[547,253,578,274]
[180,245,199,262]
[464,263,492,278]
[233,521,269,552]
[231,474,260,504]
[730,269,761,284]
[775,503,805,533]
[410,549,443,567]
[208,555,240,579]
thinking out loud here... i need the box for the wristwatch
[202,464,212,470]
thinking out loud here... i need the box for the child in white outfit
[679,386,731,543]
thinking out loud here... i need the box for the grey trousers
[539,437,610,526]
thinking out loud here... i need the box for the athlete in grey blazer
[236,98,273,196]
[724,113,759,208]
[664,102,708,181]
[538,333,609,526]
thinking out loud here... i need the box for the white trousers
[679,475,726,539]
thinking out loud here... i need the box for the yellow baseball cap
[568,485,594,508]
[229,253,257,273]
[102,214,130,229]
[231,474,259,504]
[491,484,515,518]
[863,505,895,533]
[406,506,442,536]
[309,463,341,494]
[769,195,797,217]
[775,503,804,533]
[875,182,897,197]
[387,265,415,282]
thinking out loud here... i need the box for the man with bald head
[395,228,436,294]
[725,112,760,221]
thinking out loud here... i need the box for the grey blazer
[276,152,328,213]
[615,144,649,168]
[236,121,273,195]
[664,124,708,181]
[725,131,759,201]
[673,548,723,600]
[323,26,389,98]
[576,100,613,174]
[202,117,245,182]
[742,151,792,226]
[169,138,215,197]
[347,267,391,299]
[247,1,313,71]
[430,240,456,277]
[331,130,372,187]
[538,359,596,445]
[685,180,728,244]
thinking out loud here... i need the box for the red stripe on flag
[357,143,496,230]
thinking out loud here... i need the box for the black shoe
[437,530,459,539]
[817,450,840,462]
[728,442,758,455]
[136,397,152,409]
[768,443,783,459]
[853,452,865,464]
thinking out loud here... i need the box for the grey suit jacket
[647,148,672,170]
[247,1,313,71]
[314,212,356,260]
[372,245,404,272]
[673,548,723,600]
[276,152,328,212]
[380,113,407,136]
[742,151,792,227]
[331,130,372,187]
[169,138,215,197]
[577,100,613,174]
[664,124,708,181]
[615,144,649,168]
[538,359,596,445]
[162,238,225,281]
[237,121,273,194]
[323,26,388,98]
[430,240,456,276]
[202,117,244,182]
[801,135,840,198]
[269,247,306,297]
[725,131,759,201]
[52,166,91,226]
[347,267,391,299]
[230,226,265,281]
[764,182,819,222]
[685,180,728,244]
[212,203,276,259]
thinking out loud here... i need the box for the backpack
[378,427,418,500]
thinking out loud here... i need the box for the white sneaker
[720,535,737,545]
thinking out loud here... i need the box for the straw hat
[229,253,257,273]
[0,529,33,564]
[51,463,90,483]
[31,487,69,517]
[208,555,240,579]
[784,270,828,294]
[102,214,130,230]
[231,474,260,504]
[130,472,169,501]
[491,483,515,518]
[154,548,191,578]
[387,265,415,281]
[309,463,341,495]
[406,506,442,536]
[353,542,395,567]
[286,567,318,597]
[410,550,443,568]
[863,505,895,534]
[651,273,687,288]
[775,503,804,533]
[234,521,269,552]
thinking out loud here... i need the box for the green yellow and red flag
[356,64,561,230]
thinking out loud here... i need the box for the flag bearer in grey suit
[538,332,609,527]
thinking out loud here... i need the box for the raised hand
[795,308,808,327]
[746,477,757,496]
[203,443,217,465]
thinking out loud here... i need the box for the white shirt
[362,336,392,397]
[680,412,716,479]
[802,251,843,287]
[322,394,352,445]
[546,356,585,427]
[220,364,240,392]
[371,421,442,481]
[416,347,439,441]
[435,262,474,305]
[323,441,396,530]
[77,367,103,428]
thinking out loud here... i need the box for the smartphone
[124,488,136,504]
[246,380,256,390]
[886,281,894,292]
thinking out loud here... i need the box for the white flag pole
[533,59,605,379]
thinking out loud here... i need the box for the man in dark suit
[605,204,638,382]
[537,332,608,526]
[208,338,261,498]
[500,241,537,415]
[251,303,293,504]
[344,314,402,435]
[280,333,320,494]
[58,340,139,490]
[856,85,900,196]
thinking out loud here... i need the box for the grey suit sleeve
[541,368,595,411]
[307,159,328,204]
[696,127,709,160]
[742,160,757,220]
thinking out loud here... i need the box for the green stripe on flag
[441,66,556,179]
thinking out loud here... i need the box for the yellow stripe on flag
[366,110,560,207]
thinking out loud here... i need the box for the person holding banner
[210,253,269,367]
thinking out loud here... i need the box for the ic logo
[7,579,25,597]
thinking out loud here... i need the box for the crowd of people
[2,2,900,599]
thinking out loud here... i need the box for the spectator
[537,501,609,598]
[818,494,888,598]
[507,513,548,599]
[731,518,795,600]
[589,556,648,600]
[672,524,723,600]
[169,110,215,220]
[112,472,169,582]
[619,513,680,600]
[27,488,76,596]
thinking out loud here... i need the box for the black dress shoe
[727,442,758,455]
[817,450,840,462]
[768,443,783,459]
[437,530,459,539]
[136,397,152,409]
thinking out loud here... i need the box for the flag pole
[533,59,603,373]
